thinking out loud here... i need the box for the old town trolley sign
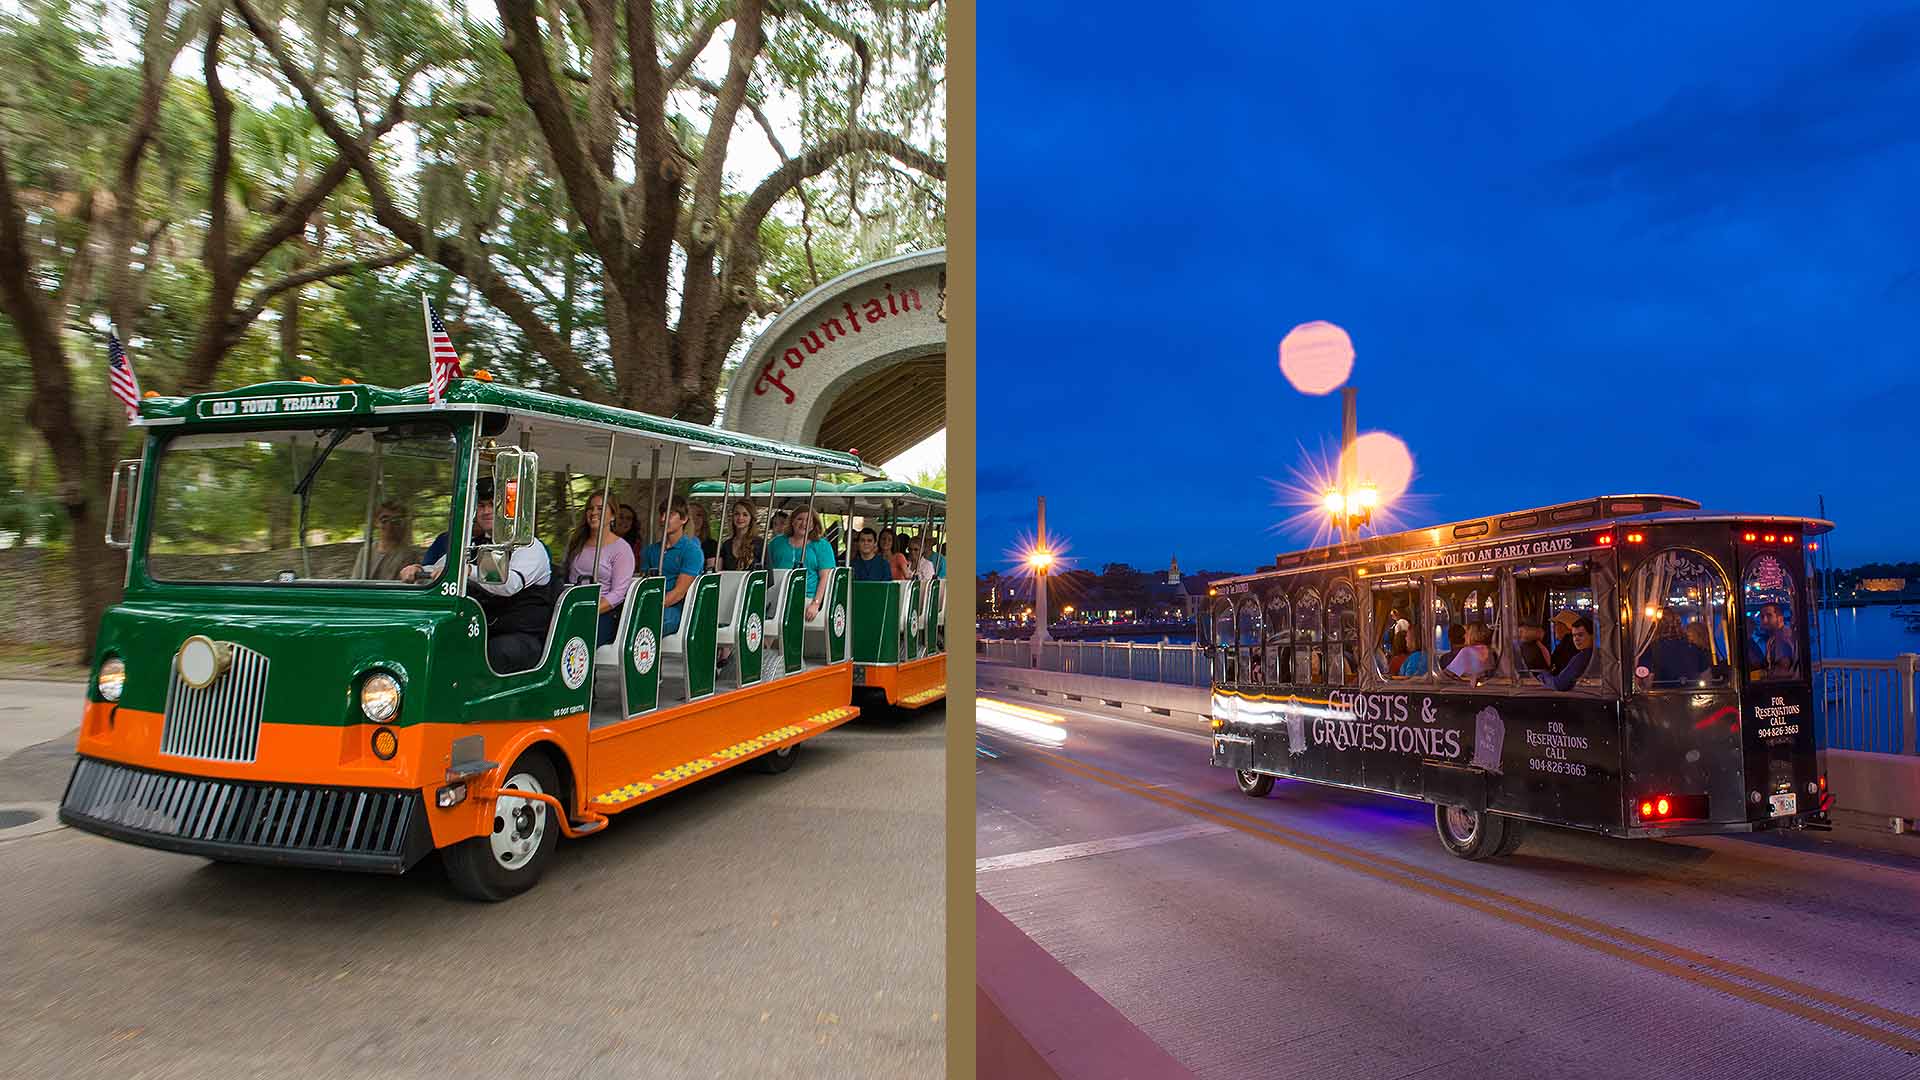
[1202,494,1833,859]
[62,377,881,899]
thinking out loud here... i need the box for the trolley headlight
[359,672,402,723]
[97,655,126,702]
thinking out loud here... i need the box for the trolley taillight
[1635,793,1708,824]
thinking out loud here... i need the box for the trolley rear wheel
[1236,769,1275,798]
[1434,804,1512,860]
[753,742,798,774]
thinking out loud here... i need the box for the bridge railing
[1815,656,1918,755]
[977,637,1208,687]
[979,638,1920,756]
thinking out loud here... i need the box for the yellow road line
[1021,747,1920,1053]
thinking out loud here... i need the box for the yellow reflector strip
[591,708,859,806]
[899,685,948,707]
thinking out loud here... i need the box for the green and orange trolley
[60,376,894,899]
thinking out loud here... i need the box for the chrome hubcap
[1444,807,1478,844]
[489,771,547,870]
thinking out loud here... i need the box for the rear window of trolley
[145,421,459,587]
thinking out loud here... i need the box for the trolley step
[898,684,948,708]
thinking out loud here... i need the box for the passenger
[720,499,761,570]
[1384,627,1409,676]
[906,534,936,582]
[369,500,418,581]
[562,492,636,646]
[880,528,910,581]
[638,497,706,637]
[767,505,836,620]
[1398,627,1428,678]
[765,510,790,565]
[1445,623,1496,679]
[1750,603,1798,678]
[850,527,891,582]
[1512,618,1559,668]
[611,502,641,555]
[687,502,720,572]
[1539,615,1595,690]
[1684,620,1713,659]
[1641,614,1708,687]
[405,491,552,672]
[1548,610,1580,674]
[1438,621,1467,668]
[419,478,494,569]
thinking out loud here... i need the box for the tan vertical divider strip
[945,0,976,1074]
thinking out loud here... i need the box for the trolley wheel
[1434,804,1511,861]
[1494,817,1528,857]
[1236,769,1275,798]
[753,741,799,774]
[444,751,561,902]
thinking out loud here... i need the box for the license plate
[1770,792,1797,818]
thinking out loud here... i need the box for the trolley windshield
[145,420,461,587]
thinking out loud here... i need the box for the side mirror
[491,448,538,548]
[105,458,140,549]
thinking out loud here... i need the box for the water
[1822,606,1920,662]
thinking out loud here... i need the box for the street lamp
[1323,482,1378,535]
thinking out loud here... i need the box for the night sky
[978,3,1920,575]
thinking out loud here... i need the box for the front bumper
[59,756,433,874]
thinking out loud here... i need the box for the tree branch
[233,0,602,397]
[232,102,407,277]
[494,0,627,276]
[663,4,729,87]
[736,127,944,240]
[230,250,411,333]
[688,0,763,242]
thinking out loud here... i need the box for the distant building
[1861,578,1907,592]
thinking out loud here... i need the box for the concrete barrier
[978,662,1920,827]
[1825,749,1920,827]
[976,661,1211,737]
[976,895,1195,1079]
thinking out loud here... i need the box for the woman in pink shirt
[564,492,636,645]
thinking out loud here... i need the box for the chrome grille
[160,642,268,763]
[62,759,418,859]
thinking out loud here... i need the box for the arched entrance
[723,249,945,465]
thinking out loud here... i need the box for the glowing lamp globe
[1279,321,1355,396]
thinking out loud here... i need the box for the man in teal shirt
[639,496,705,634]
[767,505,836,620]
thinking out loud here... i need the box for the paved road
[0,688,945,1080]
[976,693,1920,1080]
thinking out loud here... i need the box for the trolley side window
[1434,571,1501,682]
[1262,583,1294,685]
[1293,585,1324,685]
[1325,579,1360,686]
[1512,556,1610,691]
[1741,553,1803,683]
[1212,597,1237,685]
[1237,598,1265,685]
[1631,549,1733,691]
[1371,580,1426,680]
[1367,576,1428,676]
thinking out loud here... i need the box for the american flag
[106,331,141,420]
[422,295,462,403]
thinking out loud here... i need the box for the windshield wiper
[292,427,352,579]
[293,427,352,498]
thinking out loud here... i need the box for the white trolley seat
[712,570,751,647]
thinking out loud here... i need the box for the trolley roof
[1222,493,1834,585]
[136,378,879,478]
